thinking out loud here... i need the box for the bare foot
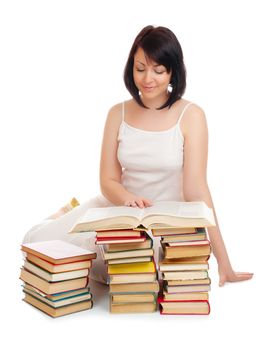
[47,197,80,219]
[219,270,254,287]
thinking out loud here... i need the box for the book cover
[108,260,156,275]
[159,261,209,271]
[23,260,89,282]
[108,272,158,284]
[101,246,154,260]
[162,291,209,301]
[157,297,210,315]
[110,301,157,313]
[24,293,92,317]
[109,281,160,293]
[107,256,153,265]
[20,268,88,294]
[162,240,211,259]
[95,233,147,245]
[162,270,209,281]
[96,229,143,238]
[152,227,199,236]
[106,232,152,252]
[110,292,157,303]
[21,240,96,264]
[23,287,92,308]
[26,253,92,273]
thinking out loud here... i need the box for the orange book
[158,297,210,315]
[162,240,211,259]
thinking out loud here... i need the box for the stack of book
[68,201,215,315]
[95,229,159,313]
[152,227,212,315]
[20,240,96,317]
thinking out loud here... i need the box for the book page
[78,205,144,224]
[142,201,209,218]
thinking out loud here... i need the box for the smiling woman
[124,25,186,110]
[133,47,171,104]
[23,25,253,287]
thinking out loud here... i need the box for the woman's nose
[143,70,154,84]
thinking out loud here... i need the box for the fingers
[124,200,137,207]
[143,199,153,207]
[135,199,145,208]
[124,198,152,208]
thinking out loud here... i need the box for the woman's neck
[140,92,169,110]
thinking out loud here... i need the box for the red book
[157,297,210,315]
[96,229,143,238]
[96,232,147,245]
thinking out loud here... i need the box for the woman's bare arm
[181,104,253,286]
[99,104,151,208]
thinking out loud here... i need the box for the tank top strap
[177,102,194,126]
[118,101,125,141]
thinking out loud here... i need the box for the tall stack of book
[20,240,96,317]
[95,229,159,313]
[152,227,212,315]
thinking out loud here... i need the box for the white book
[69,201,215,233]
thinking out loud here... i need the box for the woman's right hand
[124,195,153,208]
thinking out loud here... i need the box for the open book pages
[69,201,216,233]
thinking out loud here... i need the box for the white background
[0,0,266,349]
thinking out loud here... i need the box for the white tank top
[117,101,193,202]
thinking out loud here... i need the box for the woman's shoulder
[105,101,123,126]
[173,98,203,114]
[177,99,206,120]
[178,99,207,136]
[106,99,134,122]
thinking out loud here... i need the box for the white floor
[3,250,264,350]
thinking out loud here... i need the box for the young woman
[23,25,253,286]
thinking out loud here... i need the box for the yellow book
[108,261,156,275]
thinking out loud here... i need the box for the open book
[69,201,215,233]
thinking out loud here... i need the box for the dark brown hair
[124,25,186,109]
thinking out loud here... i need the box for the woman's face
[133,47,171,101]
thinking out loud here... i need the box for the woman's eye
[136,69,145,72]
[155,70,165,74]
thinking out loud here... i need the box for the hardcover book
[69,201,215,232]
[111,292,157,303]
[24,293,92,317]
[110,301,157,313]
[23,260,89,282]
[162,240,212,259]
[109,281,160,293]
[158,297,210,315]
[108,260,156,275]
[20,269,88,294]
[25,253,92,273]
[21,240,96,264]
